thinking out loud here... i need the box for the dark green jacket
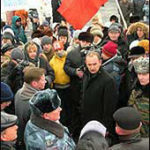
[11,16,27,44]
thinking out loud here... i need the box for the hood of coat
[127,22,149,38]
[11,16,21,29]
[23,42,41,65]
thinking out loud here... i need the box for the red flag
[58,0,108,29]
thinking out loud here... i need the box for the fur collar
[31,114,64,138]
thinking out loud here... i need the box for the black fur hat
[128,46,145,58]
[129,15,140,24]
[31,30,45,39]
[58,26,68,37]
[29,89,61,116]
[78,32,94,43]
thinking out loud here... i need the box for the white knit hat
[79,120,107,139]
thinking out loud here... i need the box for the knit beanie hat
[58,26,68,37]
[138,39,149,53]
[1,111,18,132]
[29,89,61,116]
[113,107,141,130]
[108,25,121,33]
[90,26,104,38]
[2,32,14,43]
[1,82,14,102]
[41,35,52,46]
[42,20,49,27]
[3,28,15,37]
[11,47,24,61]
[79,121,107,139]
[128,46,145,58]
[102,41,118,57]
[1,43,15,54]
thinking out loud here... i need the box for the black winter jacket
[110,133,149,150]
[82,68,118,134]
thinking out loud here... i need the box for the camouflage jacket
[24,114,75,150]
[128,84,149,137]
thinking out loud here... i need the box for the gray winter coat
[24,114,76,150]
[15,83,39,147]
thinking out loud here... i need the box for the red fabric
[58,0,108,29]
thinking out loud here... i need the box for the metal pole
[115,0,128,29]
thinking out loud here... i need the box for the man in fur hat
[128,57,149,138]
[24,89,75,149]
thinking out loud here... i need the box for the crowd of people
[1,0,149,149]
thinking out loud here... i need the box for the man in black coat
[64,32,94,142]
[82,51,118,145]
[110,107,149,150]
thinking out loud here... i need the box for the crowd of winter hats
[102,41,118,57]
[29,89,61,115]
[133,57,149,74]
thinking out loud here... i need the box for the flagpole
[115,0,127,29]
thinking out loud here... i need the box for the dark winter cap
[1,82,14,103]
[129,15,140,24]
[108,25,121,33]
[41,35,52,46]
[29,89,61,115]
[11,47,24,61]
[1,111,18,132]
[102,41,118,57]
[78,32,94,43]
[42,20,49,26]
[31,30,45,39]
[58,26,68,37]
[113,107,141,130]
[128,46,145,58]
[1,43,15,54]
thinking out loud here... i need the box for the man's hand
[76,68,84,78]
